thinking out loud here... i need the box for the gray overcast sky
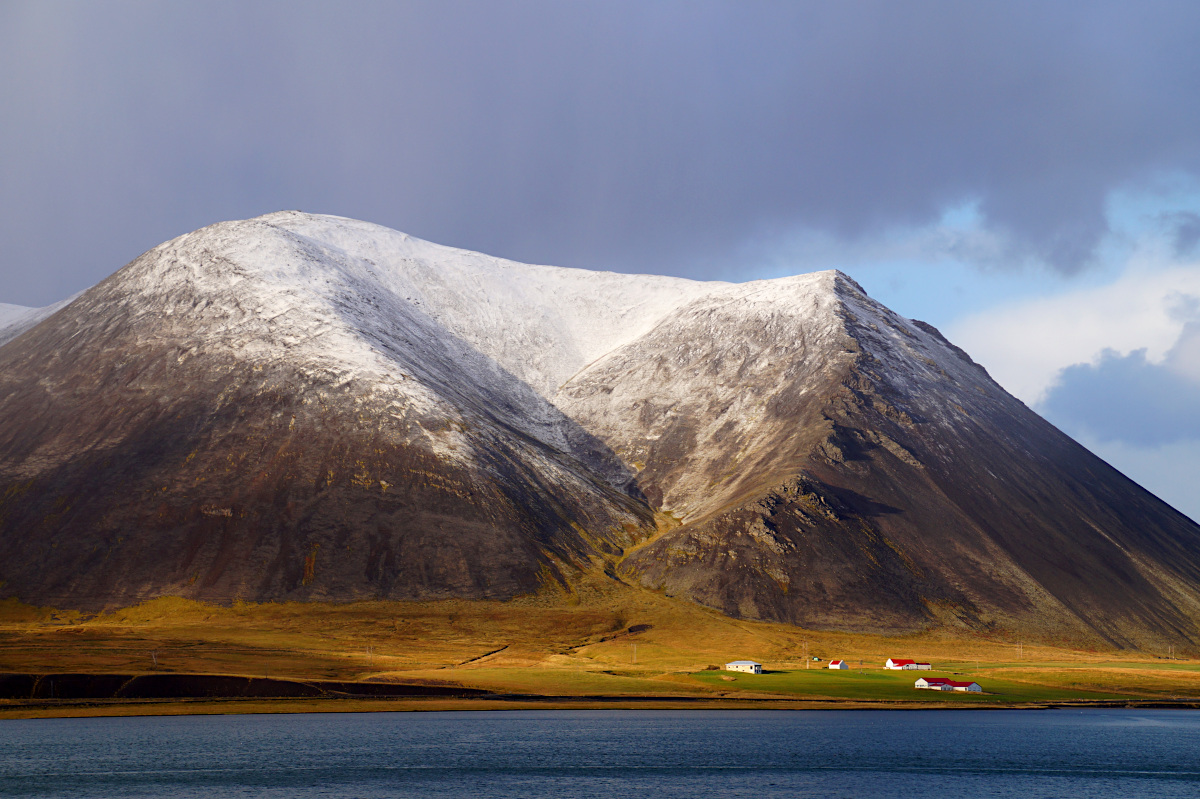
[5,1,1200,520]
[4,0,1200,306]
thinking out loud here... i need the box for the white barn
[885,658,931,670]
[725,660,762,674]
[828,659,848,669]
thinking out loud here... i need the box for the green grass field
[686,666,1135,703]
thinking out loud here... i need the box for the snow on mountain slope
[0,295,79,347]
[0,303,30,326]
[3,212,847,431]
[70,211,740,468]
[262,213,721,397]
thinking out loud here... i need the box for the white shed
[915,677,952,690]
[828,659,848,669]
[725,660,762,674]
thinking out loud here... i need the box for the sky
[3,0,1200,520]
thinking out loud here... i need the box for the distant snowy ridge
[67,213,876,466]
[1,212,886,392]
[0,296,80,347]
[0,303,31,327]
[1,213,967,437]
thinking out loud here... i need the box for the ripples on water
[2,709,1199,797]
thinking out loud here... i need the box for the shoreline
[5,694,1200,720]
[4,670,1200,719]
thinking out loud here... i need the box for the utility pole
[632,643,637,664]
[804,640,809,669]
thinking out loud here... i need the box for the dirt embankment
[0,673,488,700]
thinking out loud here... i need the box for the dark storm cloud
[1040,333,1200,447]
[1165,212,1200,257]
[4,0,1200,304]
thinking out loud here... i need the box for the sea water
[2,709,1199,797]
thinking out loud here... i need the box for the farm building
[915,678,982,692]
[828,659,848,669]
[725,660,762,674]
[885,658,931,670]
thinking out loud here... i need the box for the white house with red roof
[948,680,981,692]
[915,677,982,692]
[885,658,931,670]
[828,659,848,669]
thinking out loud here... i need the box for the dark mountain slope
[561,276,1200,648]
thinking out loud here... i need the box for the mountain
[2,212,1199,649]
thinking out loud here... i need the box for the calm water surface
[2,709,1199,797]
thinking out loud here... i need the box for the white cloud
[736,200,1024,279]
[945,255,1200,404]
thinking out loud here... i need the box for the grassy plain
[3,573,1199,717]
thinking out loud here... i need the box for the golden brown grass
[2,575,1197,717]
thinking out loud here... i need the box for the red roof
[919,677,950,684]
[889,658,916,665]
[946,680,979,688]
[830,660,844,665]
